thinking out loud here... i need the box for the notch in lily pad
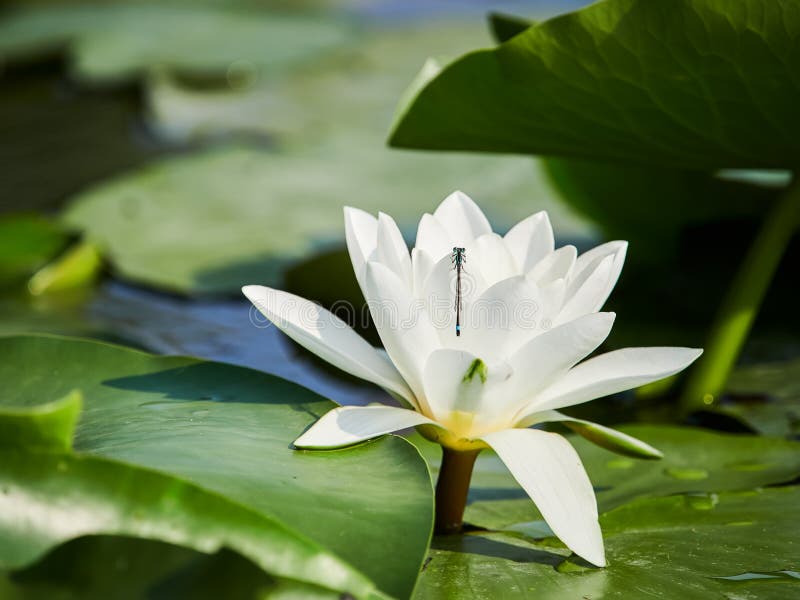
[0,389,83,452]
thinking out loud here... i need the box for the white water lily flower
[243,191,702,567]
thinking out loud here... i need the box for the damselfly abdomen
[451,247,466,337]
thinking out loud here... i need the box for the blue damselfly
[451,247,466,336]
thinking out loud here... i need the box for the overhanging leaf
[390,0,800,170]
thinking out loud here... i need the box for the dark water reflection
[88,282,388,407]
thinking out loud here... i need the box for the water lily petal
[504,211,554,273]
[481,428,605,567]
[242,285,415,405]
[564,241,627,315]
[529,347,704,412]
[539,278,567,324]
[459,275,544,359]
[471,233,518,287]
[294,405,439,449]
[422,349,512,436]
[415,213,452,262]
[506,312,616,411]
[518,410,663,459]
[527,245,577,285]
[432,190,492,243]
[344,206,378,293]
[411,248,435,298]
[555,255,614,325]
[375,212,412,287]
[364,261,441,402]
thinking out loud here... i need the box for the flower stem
[434,447,480,534]
[680,175,800,413]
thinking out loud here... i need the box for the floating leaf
[0,335,434,599]
[407,425,800,530]
[0,4,353,83]
[417,487,800,599]
[1,536,340,600]
[62,141,582,295]
[63,19,593,295]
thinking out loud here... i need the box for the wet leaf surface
[416,487,800,599]
[0,335,433,599]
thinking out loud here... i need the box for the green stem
[680,175,800,412]
[434,447,480,534]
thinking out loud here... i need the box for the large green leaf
[0,450,378,599]
[407,425,800,529]
[0,4,352,83]
[416,487,800,599]
[1,536,339,600]
[0,335,434,599]
[390,0,800,170]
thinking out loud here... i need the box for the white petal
[412,248,435,298]
[527,245,577,285]
[529,347,704,413]
[422,349,512,436]
[566,241,627,310]
[344,206,378,294]
[506,313,616,413]
[518,410,663,459]
[504,211,554,273]
[481,428,605,567]
[432,191,492,243]
[555,255,614,325]
[415,213,452,262]
[460,275,544,360]
[539,278,567,324]
[364,261,441,404]
[422,251,487,349]
[294,405,439,449]
[471,233,518,288]
[242,285,415,405]
[375,212,412,287]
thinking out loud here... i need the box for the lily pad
[0,335,434,599]
[64,19,593,295]
[390,0,800,170]
[1,536,340,600]
[416,487,800,599]
[407,425,800,530]
[63,139,586,295]
[0,4,353,84]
